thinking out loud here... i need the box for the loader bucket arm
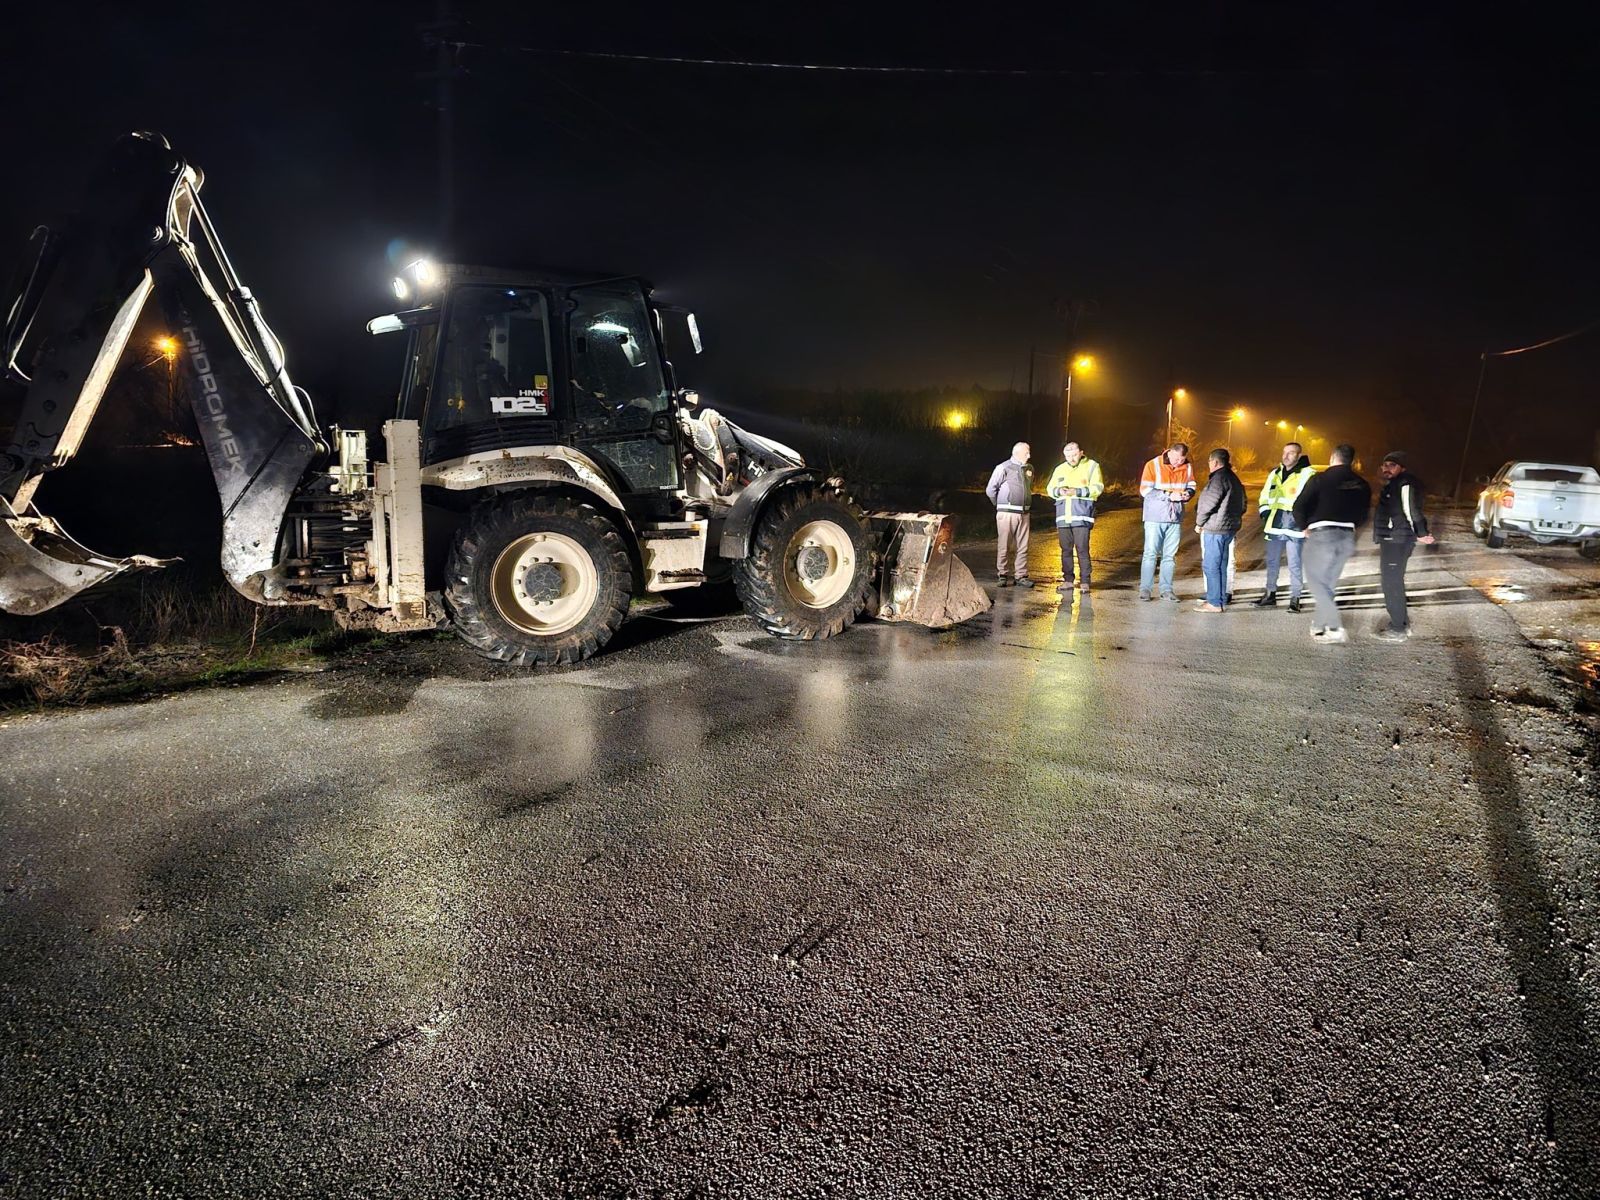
[0,132,324,613]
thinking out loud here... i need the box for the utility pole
[1452,353,1488,503]
[1026,345,1036,448]
[420,0,459,248]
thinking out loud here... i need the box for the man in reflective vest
[1139,443,1197,600]
[985,441,1036,588]
[1252,441,1315,612]
[1045,440,1105,594]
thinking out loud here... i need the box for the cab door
[565,281,681,506]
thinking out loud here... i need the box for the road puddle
[1573,640,1600,710]
[1484,579,1529,604]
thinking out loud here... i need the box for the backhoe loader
[1,133,989,665]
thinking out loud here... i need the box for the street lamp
[1166,388,1188,447]
[1064,354,1095,436]
[1227,407,1247,449]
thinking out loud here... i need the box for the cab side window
[432,287,552,433]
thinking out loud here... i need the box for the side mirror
[687,313,703,354]
[1474,474,1490,485]
[677,389,700,408]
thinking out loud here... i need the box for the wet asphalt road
[2,509,1598,1198]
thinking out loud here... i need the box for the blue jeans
[1201,532,1235,607]
[1263,534,1304,598]
[1140,522,1181,596]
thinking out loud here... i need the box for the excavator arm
[1,132,325,613]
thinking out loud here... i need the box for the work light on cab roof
[391,257,440,303]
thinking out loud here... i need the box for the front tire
[1579,539,1600,561]
[445,493,632,666]
[734,483,872,640]
[1471,512,1486,538]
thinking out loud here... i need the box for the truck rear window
[1514,468,1591,483]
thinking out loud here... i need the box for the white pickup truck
[1473,461,1600,558]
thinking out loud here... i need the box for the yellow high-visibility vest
[1258,463,1316,536]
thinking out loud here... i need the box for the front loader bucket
[867,511,991,628]
[0,499,170,615]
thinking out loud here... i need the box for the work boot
[1252,592,1278,607]
[1015,577,1036,589]
[1138,590,1151,601]
[1287,597,1303,613]
[1057,582,1075,594]
[997,576,1013,588]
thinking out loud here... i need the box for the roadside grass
[0,574,391,712]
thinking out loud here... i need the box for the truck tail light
[1502,488,1515,508]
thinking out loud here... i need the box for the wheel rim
[490,531,600,636]
[783,519,856,609]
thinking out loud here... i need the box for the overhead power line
[442,39,1472,79]
[1486,312,1600,357]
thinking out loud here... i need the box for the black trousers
[1058,524,1092,587]
[1379,539,1416,631]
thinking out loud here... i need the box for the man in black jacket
[1291,443,1372,644]
[1193,448,1247,611]
[1372,450,1436,641]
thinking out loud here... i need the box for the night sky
[5,1,1599,478]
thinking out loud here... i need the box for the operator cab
[371,263,687,513]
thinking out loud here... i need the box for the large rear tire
[1485,521,1505,549]
[734,483,872,640]
[1580,539,1600,561]
[446,494,632,666]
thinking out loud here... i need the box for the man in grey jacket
[985,442,1035,588]
[1193,448,1247,612]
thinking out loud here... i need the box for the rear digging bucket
[0,498,170,615]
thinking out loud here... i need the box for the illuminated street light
[1226,406,1247,449]
[155,335,178,361]
[1063,353,1096,437]
[943,410,971,432]
[1165,387,1188,447]
[1277,419,1290,431]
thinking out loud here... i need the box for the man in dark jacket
[984,442,1036,588]
[1194,448,1247,611]
[1291,443,1372,644]
[1371,450,1436,641]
